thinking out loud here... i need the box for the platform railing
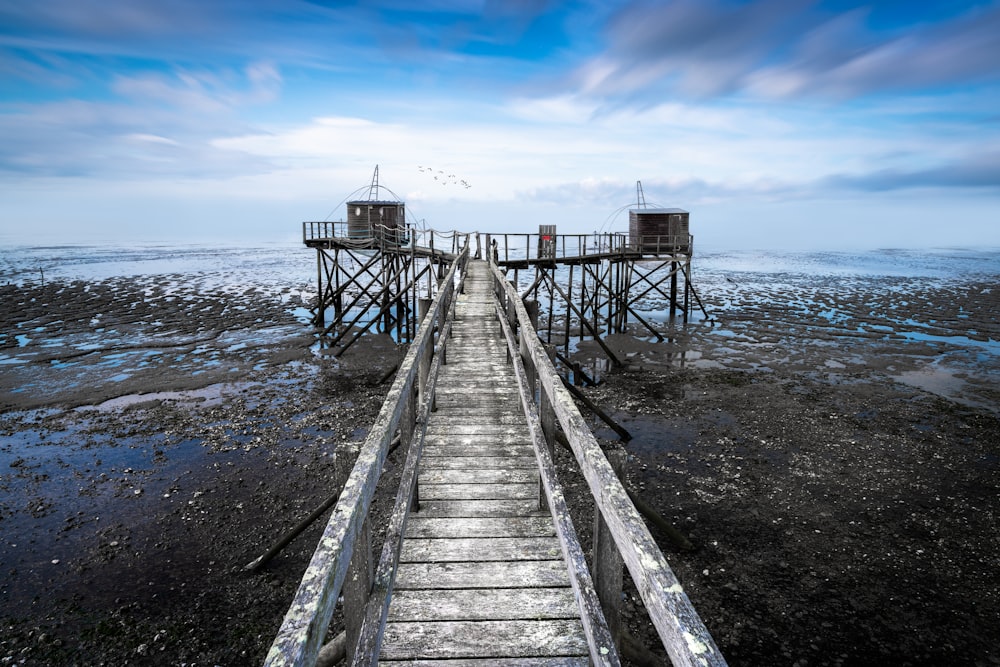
[305,225,693,264]
[484,233,694,264]
[489,257,727,667]
[265,239,470,667]
[303,221,474,258]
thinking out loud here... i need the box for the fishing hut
[302,167,465,355]
[629,207,689,253]
[487,204,706,371]
[347,200,406,247]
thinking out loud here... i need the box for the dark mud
[2,268,999,666]
[560,272,1000,666]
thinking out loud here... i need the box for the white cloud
[124,133,179,146]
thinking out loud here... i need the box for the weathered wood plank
[400,537,562,562]
[419,468,537,485]
[423,425,530,437]
[419,455,537,470]
[426,434,534,444]
[434,385,519,394]
[434,398,523,409]
[379,620,588,660]
[379,659,588,667]
[434,391,520,400]
[387,588,578,622]
[428,413,526,425]
[419,483,537,501]
[380,658,587,667]
[405,517,556,539]
[417,499,545,518]
[423,443,534,456]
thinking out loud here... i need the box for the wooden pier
[264,239,727,666]
[379,260,591,662]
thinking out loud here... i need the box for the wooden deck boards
[380,260,589,664]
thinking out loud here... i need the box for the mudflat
[2,265,999,665]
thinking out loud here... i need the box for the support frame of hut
[303,224,455,357]
[491,231,696,364]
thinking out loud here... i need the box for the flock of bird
[417,165,471,189]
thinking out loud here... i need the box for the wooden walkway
[379,260,590,664]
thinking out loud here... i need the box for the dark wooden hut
[629,207,690,253]
[347,200,406,246]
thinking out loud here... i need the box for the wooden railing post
[593,448,625,652]
[400,378,419,514]
[335,443,372,664]
[504,290,516,365]
[538,344,557,513]
[523,299,539,397]
[417,298,432,410]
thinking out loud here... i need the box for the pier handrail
[265,238,471,666]
[305,224,693,264]
[489,259,727,667]
[484,232,693,265]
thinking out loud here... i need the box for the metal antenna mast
[636,180,647,208]
[368,165,380,200]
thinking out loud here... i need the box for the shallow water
[3,243,999,410]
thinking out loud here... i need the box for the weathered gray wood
[424,439,532,450]
[419,455,537,470]
[494,293,620,667]
[387,588,578,621]
[405,517,555,539]
[351,312,455,666]
[379,659,588,667]
[400,537,563,562]
[417,298,432,408]
[379,620,589,660]
[539,344,557,513]
[419,468,537,485]
[428,413,526,425]
[345,520,372,662]
[419,483,537,501]
[434,385,519,394]
[393,560,570,589]
[593,449,625,651]
[424,430,530,442]
[434,398,523,409]
[417,499,545,518]
[264,244,469,667]
[490,261,728,667]
[423,424,529,436]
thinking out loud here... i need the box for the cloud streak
[572,0,1000,102]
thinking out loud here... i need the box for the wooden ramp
[379,260,589,664]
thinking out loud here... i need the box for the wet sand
[2,270,999,665]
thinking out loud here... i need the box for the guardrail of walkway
[484,232,694,264]
[265,238,470,667]
[303,221,472,257]
[489,259,728,667]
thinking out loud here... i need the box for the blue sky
[1,0,998,249]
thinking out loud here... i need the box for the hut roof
[630,207,687,214]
